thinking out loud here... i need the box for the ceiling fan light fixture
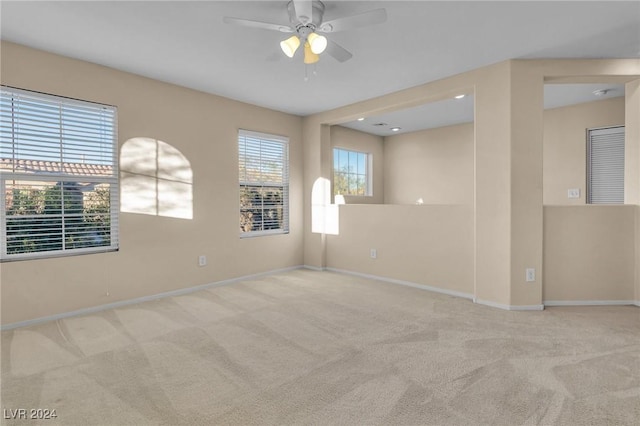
[304,42,320,64]
[308,32,327,54]
[280,35,301,58]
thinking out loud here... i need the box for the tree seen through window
[333,148,369,196]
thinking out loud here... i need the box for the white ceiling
[1,1,638,124]
[341,83,625,136]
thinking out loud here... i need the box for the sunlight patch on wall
[312,177,339,235]
[120,138,193,219]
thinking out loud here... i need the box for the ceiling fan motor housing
[287,0,325,29]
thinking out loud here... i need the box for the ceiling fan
[223,0,387,64]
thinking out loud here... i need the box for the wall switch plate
[568,188,580,199]
[370,249,377,259]
[198,255,207,267]
[525,268,535,282]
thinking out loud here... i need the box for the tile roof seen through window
[0,158,114,177]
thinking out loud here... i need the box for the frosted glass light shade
[280,35,300,58]
[304,42,319,64]
[308,32,327,54]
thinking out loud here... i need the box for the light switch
[568,188,580,199]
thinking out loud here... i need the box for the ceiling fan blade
[325,40,353,62]
[319,9,387,33]
[292,0,313,25]
[223,16,293,33]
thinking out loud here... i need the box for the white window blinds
[238,129,289,237]
[587,126,624,204]
[0,86,119,260]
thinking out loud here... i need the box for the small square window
[333,148,371,196]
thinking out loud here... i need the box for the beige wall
[637,206,640,304]
[304,58,640,309]
[1,42,304,325]
[543,97,625,205]
[383,123,474,205]
[624,80,640,304]
[378,97,631,303]
[543,206,636,302]
[330,126,384,204]
[326,205,474,296]
[626,80,640,205]
[381,97,624,208]
[2,43,639,325]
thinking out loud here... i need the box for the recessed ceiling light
[390,127,401,132]
[357,117,365,121]
[593,89,611,96]
[455,94,465,99]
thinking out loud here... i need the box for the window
[238,130,289,237]
[587,126,624,204]
[333,147,371,196]
[1,87,118,260]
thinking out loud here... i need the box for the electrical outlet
[567,188,580,199]
[198,255,207,267]
[370,249,377,259]
[525,268,535,282]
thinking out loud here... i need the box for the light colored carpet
[1,269,639,425]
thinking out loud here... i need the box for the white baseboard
[475,299,545,311]
[303,264,325,272]
[325,267,474,301]
[544,300,638,307]
[326,268,548,311]
[635,300,640,307]
[1,265,304,331]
